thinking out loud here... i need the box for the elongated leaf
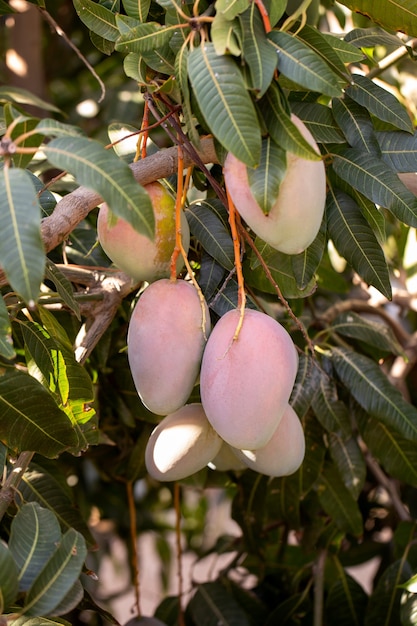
[122,0,150,21]
[115,20,174,53]
[377,131,417,173]
[141,44,175,74]
[175,44,200,147]
[326,185,391,298]
[339,0,417,37]
[199,253,228,303]
[9,503,61,592]
[9,618,72,625]
[311,372,352,436]
[239,3,277,98]
[4,104,42,169]
[0,168,45,304]
[331,311,404,355]
[44,261,81,320]
[49,580,84,617]
[211,12,241,56]
[0,295,15,360]
[332,147,417,228]
[315,462,363,536]
[260,84,322,160]
[297,23,351,84]
[326,558,368,626]
[344,26,408,49]
[358,414,417,487]
[24,529,86,616]
[300,413,326,495]
[346,75,413,134]
[189,580,251,626]
[268,31,342,98]
[290,353,321,419]
[290,101,345,144]
[216,0,250,20]
[291,221,326,289]
[331,347,417,442]
[43,136,154,239]
[0,542,19,611]
[246,137,287,214]
[329,433,366,499]
[18,464,95,546]
[187,43,261,167]
[36,118,84,138]
[73,0,118,41]
[185,201,234,270]
[321,33,365,63]
[0,86,61,113]
[365,559,412,626]
[0,369,79,457]
[332,97,380,154]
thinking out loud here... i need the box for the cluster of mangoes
[97,116,326,481]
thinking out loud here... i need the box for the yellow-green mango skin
[145,403,223,481]
[97,181,190,282]
[234,404,305,477]
[200,309,298,450]
[224,115,325,255]
[127,279,211,416]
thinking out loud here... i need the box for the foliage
[1,0,417,625]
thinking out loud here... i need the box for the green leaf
[300,413,326,495]
[0,541,19,612]
[115,19,174,53]
[246,137,287,214]
[365,559,412,626]
[189,580,251,626]
[344,26,408,49]
[43,261,81,321]
[326,184,391,298]
[0,368,78,458]
[175,44,200,147]
[49,579,84,617]
[211,12,241,56]
[18,464,95,547]
[328,433,366,499]
[291,354,322,419]
[346,75,413,134]
[296,23,351,84]
[332,97,380,154]
[0,168,45,304]
[36,118,85,138]
[9,618,72,626]
[43,136,154,239]
[311,371,352,436]
[24,529,87,616]
[9,503,62,592]
[73,0,119,41]
[216,0,250,20]
[377,131,417,173]
[331,347,417,442]
[321,33,365,63]
[238,3,277,98]
[331,147,417,228]
[0,86,61,113]
[290,101,345,143]
[315,462,363,536]
[358,414,417,487]
[338,1,417,37]
[4,104,43,169]
[260,84,322,160]
[331,311,405,355]
[291,220,326,290]
[326,557,368,626]
[0,295,15,360]
[268,30,343,98]
[187,43,261,167]
[185,200,234,271]
[122,0,150,21]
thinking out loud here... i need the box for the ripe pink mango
[224,115,326,255]
[145,403,222,481]
[97,181,190,282]
[200,309,298,450]
[127,278,211,415]
[234,404,305,477]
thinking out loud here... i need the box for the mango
[208,441,247,472]
[145,403,223,481]
[200,309,298,449]
[97,181,190,282]
[234,404,305,476]
[127,278,211,415]
[223,115,326,255]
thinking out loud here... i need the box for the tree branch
[41,137,218,254]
